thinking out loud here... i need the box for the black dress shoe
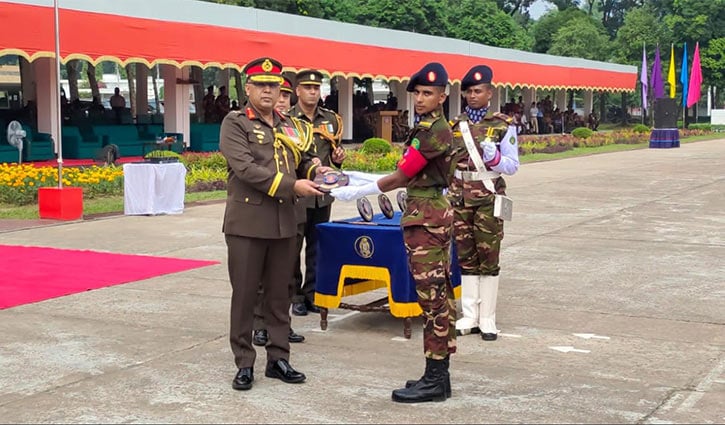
[482,332,498,341]
[232,367,254,391]
[291,302,308,316]
[265,359,306,383]
[288,329,305,343]
[305,300,321,314]
[252,329,268,347]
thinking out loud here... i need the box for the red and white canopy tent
[0,0,637,145]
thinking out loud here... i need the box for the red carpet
[0,244,219,309]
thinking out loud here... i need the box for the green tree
[548,16,610,60]
[530,8,588,53]
[495,0,536,16]
[701,37,725,104]
[612,5,672,64]
[549,0,580,10]
[664,0,725,46]
[448,0,532,49]
[597,0,644,37]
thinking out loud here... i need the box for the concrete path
[0,140,723,423]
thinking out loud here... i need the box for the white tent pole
[54,0,64,188]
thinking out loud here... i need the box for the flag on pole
[650,45,664,99]
[680,42,689,107]
[667,44,676,98]
[640,44,648,110]
[686,42,702,108]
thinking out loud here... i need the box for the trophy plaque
[378,194,394,219]
[396,191,408,212]
[314,170,349,193]
[357,197,374,222]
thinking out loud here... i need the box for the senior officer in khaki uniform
[220,57,331,391]
[252,74,313,347]
[288,69,346,316]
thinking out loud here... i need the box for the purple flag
[640,45,648,110]
[650,45,665,99]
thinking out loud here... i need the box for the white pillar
[490,86,502,114]
[20,57,35,107]
[583,91,594,115]
[338,76,353,141]
[448,83,461,118]
[390,80,407,112]
[34,58,60,153]
[555,90,567,111]
[136,64,148,119]
[218,68,231,91]
[162,64,191,147]
[523,88,534,112]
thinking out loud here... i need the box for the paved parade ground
[0,140,723,423]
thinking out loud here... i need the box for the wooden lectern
[375,110,398,142]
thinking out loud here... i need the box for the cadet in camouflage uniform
[448,65,519,341]
[288,69,346,317]
[331,63,461,404]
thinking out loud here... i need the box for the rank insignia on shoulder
[493,112,513,124]
[418,121,432,129]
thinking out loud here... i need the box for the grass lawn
[0,133,721,220]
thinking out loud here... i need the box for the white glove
[481,141,497,162]
[330,182,382,201]
[343,171,384,186]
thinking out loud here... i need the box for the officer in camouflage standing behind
[330,62,462,403]
[289,69,346,317]
[448,65,519,341]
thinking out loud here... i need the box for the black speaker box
[653,98,679,128]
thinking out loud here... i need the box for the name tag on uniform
[494,195,513,221]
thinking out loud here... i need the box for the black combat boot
[404,355,451,398]
[392,357,448,403]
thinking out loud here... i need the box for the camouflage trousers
[453,196,504,276]
[402,224,457,360]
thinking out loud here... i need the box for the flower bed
[0,163,124,205]
[0,127,714,207]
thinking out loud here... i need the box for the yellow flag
[667,43,676,98]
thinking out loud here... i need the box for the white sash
[459,121,497,193]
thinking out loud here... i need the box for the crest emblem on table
[354,236,374,259]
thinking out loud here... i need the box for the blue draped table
[649,128,680,149]
[314,211,461,337]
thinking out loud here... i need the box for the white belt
[454,169,501,182]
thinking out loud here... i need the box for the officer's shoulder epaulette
[417,120,433,129]
[319,106,340,118]
[493,112,514,124]
[449,113,469,128]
